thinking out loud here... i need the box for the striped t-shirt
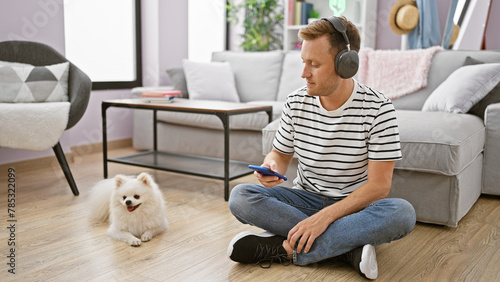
[273,81,402,198]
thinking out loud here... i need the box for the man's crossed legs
[227,184,416,279]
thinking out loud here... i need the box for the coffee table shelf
[108,150,254,181]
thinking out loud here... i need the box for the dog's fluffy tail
[88,178,114,222]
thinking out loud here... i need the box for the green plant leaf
[227,0,283,51]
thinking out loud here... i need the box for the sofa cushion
[0,62,69,103]
[156,99,284,131]
[182,60,240,102]
[464,56,500,119]
[395,110,485,175]
[276,51,305,101]
[166,68,189,99]
[422,63,500,114]
[212,51,284,102]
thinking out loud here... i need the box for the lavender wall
[0,0,65,53]
[140,0,189,86]
[484,0,500,49]
[158,0,188,86]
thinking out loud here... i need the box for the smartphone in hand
[248,165,287,181]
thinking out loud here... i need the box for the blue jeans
[228,184,416,266]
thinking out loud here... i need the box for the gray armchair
[0,40,92,195]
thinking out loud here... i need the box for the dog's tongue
[127,206,135,211]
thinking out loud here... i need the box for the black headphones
[321,16,359,79]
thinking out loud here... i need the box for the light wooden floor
[1,145,500,282]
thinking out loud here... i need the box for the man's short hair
[298,16,361,55]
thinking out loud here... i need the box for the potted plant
[308,9,321,24]
[227,0,284,51]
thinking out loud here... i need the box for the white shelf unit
[283,0,378,51]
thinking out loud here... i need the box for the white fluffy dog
[89,172,168,246]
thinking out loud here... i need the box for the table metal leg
[223,115,230,201]
[102,103,108,179]
[153,110,158,165]
[216,113,230,201]
[153,110,158,151]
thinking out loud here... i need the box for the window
[188,0,226,62]
[63,0,142,90]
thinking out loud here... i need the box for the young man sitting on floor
[227,16,416,280]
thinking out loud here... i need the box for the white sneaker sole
[227,231,275,258]
[359,244,378,280]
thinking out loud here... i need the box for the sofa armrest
[262,119,279,155]
[131,86,175,98]
[483,103,500,195]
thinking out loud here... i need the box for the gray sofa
[133,49,500,227]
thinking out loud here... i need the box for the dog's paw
[128,237,142,246]
[141,231,153,242]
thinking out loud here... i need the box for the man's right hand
[254,161,285,187]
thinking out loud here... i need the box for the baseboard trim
[71,138,132,156]
[0,138,132,171]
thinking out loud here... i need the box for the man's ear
[137,172,153,188]
[115,174,128,188]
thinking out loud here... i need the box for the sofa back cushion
[166,68,189,98]
[212,51,284,102]
[392,50,500,111]
[463,56,500,119]
[276,51,306,101]
[182,60,240,102]
[421,63,500,114]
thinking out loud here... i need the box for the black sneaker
[227,231,291,268]
[342,244,378,280]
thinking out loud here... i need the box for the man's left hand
[287,210,332,254]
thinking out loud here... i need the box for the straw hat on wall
[389,0,419,35]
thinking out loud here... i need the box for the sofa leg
[52,142,79,196]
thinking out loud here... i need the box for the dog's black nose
[126,200,132,206]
